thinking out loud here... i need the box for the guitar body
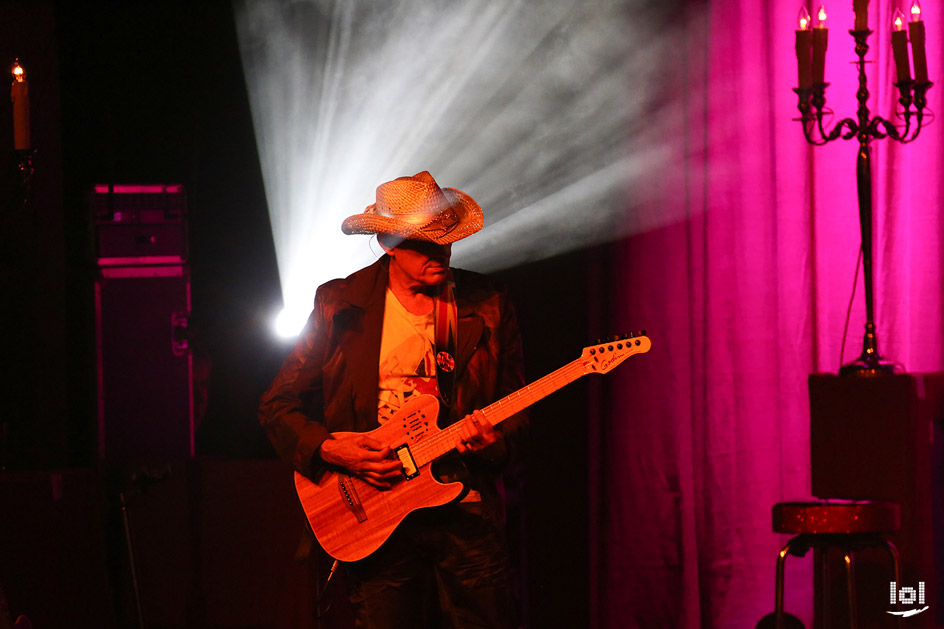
[295,334,652,562]
[295,394,464,563]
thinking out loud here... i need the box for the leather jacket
[258,255,528,512]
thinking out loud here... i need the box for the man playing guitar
[259,171,528,628]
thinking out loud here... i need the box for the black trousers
[344,503,516,629]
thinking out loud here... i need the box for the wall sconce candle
[853,0,870,31]
[11,60,30,150]
[812,5,829,85]
[891,10,912,83]
[796,7,814,89]
[908,0,929,83]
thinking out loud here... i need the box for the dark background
[0,1,603,626]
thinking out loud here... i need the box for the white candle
[11,60,30,150]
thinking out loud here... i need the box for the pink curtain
[591,1,944,627]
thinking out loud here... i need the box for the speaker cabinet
[809,373,944,627]
[91,184,188,266]
[95,265,193,461]
[111,459,331,628]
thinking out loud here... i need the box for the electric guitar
[295,333,652,562]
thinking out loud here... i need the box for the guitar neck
[411,359,586,467]
[480,360,585,427]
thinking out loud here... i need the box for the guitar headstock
[580,332,651,374]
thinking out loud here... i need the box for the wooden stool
[766,501,901,629]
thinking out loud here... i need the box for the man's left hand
[455,410,505,462]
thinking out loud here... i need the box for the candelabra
[795,23,932,377]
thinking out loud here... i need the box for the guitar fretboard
[408,359,587,467]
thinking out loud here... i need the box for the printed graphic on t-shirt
[377,290,439,424]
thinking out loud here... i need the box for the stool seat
[762,501,902,629]
[772,501,900,535]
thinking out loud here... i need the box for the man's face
[384,238,452,287]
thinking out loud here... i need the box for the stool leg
[819,546,832,629]
[882,540,902,629]
[775,539,793,629]
[844,550,856,629]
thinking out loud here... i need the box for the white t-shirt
[377,288,440,424]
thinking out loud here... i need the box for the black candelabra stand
[11,148,35,210]
[795,28,932,377]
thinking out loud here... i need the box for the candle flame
[797,7,812,30]
[893,9,905,30]
[816,4,828,27]
[910,0,922,21]
[11,60,25,82]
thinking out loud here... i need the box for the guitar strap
[433,274,458,407]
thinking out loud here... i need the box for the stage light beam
[235,0,683,337]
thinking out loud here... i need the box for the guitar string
[407,360,589,467]
[406,342,646,464]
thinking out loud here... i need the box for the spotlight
[273,306,308,340]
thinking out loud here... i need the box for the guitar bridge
[337,475,368,523]
[395,444,419,480]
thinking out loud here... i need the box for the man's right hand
[319,434,403,489]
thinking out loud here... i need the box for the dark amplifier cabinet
[96,221,187,263]
[95,265,194,461]
[809,373,944,628]
[91,184,188,265]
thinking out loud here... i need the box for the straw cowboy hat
[341,171,483,245]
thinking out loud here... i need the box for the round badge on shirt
[436,351,455,373]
